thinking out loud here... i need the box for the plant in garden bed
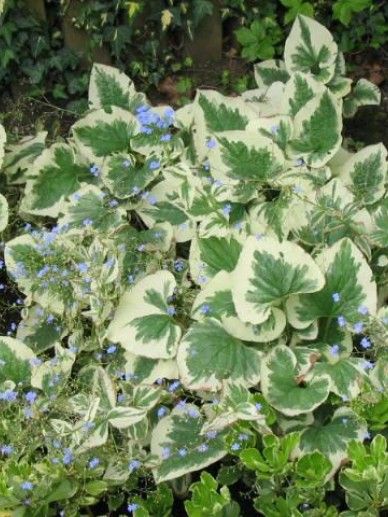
[0,14,387,516]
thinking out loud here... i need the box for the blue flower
[337,315,347,327]
[222,203,232,216]
[197,444,209,453]
[353,322,364,334]
[360,337,371,349]
[178,448,188,457]
[128,502,140,513]
[332,292,341,303]
[294,158,304,166]
[122,159,131,168]
[0,389,18,402]
[187,408,200,418]
[175,400,186,410]
[62,448,74,465]
[21,481,34,491]
[330,344,340,356]
[157,406,168,418]
[238,433,249,441]
[168,380,180,392]
[160,133,172,142]
[200,303,211,315]
[206,430,218,439]
[174,259,185,272]
[270,125,279,134]
[149,160,160,170]
[0,444,14,456]
[148,194,157,205]
[231,442,241,451]
[137,244,145,252]
[88,457,100,469]
[83,218,93,227]
[255,403,262,411]
[109,199,119,208]
[89,164,101,177]
[25,391,37,404]
[128,459,141,472]
[161,447,171,459]
[106,344,117,354]
[358,305,369,316]
[166,306,176,317]
[362,360,374,370]
[206,138,217,149]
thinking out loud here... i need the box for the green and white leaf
[232,235,325,325]
[284,15,338,83]
[106,271,181,359]
[371,199,388,247]
[208,130,285,184]
[343,78,381,118]
[0,336,35,384]
[150,405,227,483]
[20,143,92,217]
[16,305,63,354]
[298,407,367,472]
[107,406,147,429]
[314,357,365,400]
[72,107,138,162]
[177,318,262,391]
[124,352,179,384]
[338,143,387,205]
[288,90,342,167]
[89,63,146,113]
[0,193,8,232]
[261,345,331,416]
[0,122,6,169]
[2,131,47,184]
[58,185,125,233]
[283,71,325,117]
[286,237,377,329]
[254,59,289,88]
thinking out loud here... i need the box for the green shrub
[0,15,387,516]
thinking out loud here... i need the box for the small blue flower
[149,160,160,170]
[161,447,171,459]
[128,502,140,513]
[175,400,186,410]
[187,408,200,418]
[363,431,371,440]
[213,179,223,188]
[197,443,209,453]
[255,403,262,411]
[62,448,74,465]
[358,305,369,316]
[337,315,347,328]
[83,218,93,227]
[148,194,157,205]
[0,389,18,402]
[166,306,176,317]
[132,186,141,195]
[128,459,141,472]
[332,292,341,303]
[160,133,172,142]
[76,262,89,274]
[362,360,374,370]
[330,344,340,356]
[222,203,232,216]
[109,199,119,208]
[106,344,117,354]
[200,303,211,315]
[206,138,217,149]
[25,391,37,405]
[197,274,208,285]
[231,442,241,451]
[174,259,185,272]
[168,381,180,393]
[270,125,279,135]
[178,448,188,457]
[0,444,14,456]
[157,406,168,418]
[353,322,364,334]
[21,481,34,491]
[238,433,249,441]
[88,457,100,469]
[89,164,101,177]
[294,158,304,166]
[206,430,218,439]
[360,337,371,349]
[122,159,131,168]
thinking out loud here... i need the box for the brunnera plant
[0,14,387,516]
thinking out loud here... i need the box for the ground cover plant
[0,14,387,517]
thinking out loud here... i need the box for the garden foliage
[0,15,387,516]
